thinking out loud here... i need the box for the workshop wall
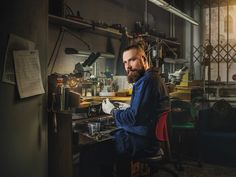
[0,1,191,177]
[0,0,48,177]
[48,0,181,76]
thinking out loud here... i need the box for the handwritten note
[13,50,45,98]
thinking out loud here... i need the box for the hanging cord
[63,27,91,50]
[47,27,64,68]
[49,28,65,74]
[159,40,178,59]
[64,4,74,17]
[48,26,91,74]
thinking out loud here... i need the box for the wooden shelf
[136,33,181,46]
[48,14,131,39]
[48,15,180,44]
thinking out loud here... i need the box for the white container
[99,92,116,97]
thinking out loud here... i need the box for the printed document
[13,50,45,98]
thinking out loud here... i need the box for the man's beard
[127,67,145,83]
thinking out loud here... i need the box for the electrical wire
[50,28,65,74]
[48,28,64,68]
[62,27,91,50]
[48,27,91,74]
[64,4,74,17]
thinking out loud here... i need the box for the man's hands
[114,102,130,110]
[102,98,131,114]
[102,98,115,114]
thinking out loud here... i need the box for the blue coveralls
[112,67,169,157]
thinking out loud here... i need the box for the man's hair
[123,41,147,56]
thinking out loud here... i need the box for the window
[224,15,233,33]
[193,4,236,82]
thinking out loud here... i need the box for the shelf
[135,34,181,46]
[48,14,130,39]
[48,15,179,46]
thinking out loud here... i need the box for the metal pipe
[208,0,211,82]
[217,0,220,81]
[190,0,194,81]
[227,0,229,83]
[144,0,148,31]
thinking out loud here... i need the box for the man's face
[122,48,146,83]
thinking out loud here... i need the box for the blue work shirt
[112,67,169,156]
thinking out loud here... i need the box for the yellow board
[81,96,131,106]
[179,72,189,86]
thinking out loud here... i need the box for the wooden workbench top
[79,96,131,108]
[82,96,131,102]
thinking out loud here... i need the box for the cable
[160,40,178,59]
[64,4,74,17]
[48,28,64,67]
[48,26,91,74]
[62,27,91,50]
[50,28,65,74]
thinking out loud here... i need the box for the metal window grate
[192,0,236,82]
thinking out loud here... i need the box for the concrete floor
[153,161,236,177]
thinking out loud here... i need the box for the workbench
[48,111,116,177]
[79,96,131,108]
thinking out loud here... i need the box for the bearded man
[102,42,169,157]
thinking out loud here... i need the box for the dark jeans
[79,140,116,177]
[113,129,160,157]
[79,130,159,177]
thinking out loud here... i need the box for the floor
[154,161,236,177]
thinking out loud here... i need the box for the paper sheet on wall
[2,33,35,84]
[13,50,45,98]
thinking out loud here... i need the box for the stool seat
[133,111,179,177]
